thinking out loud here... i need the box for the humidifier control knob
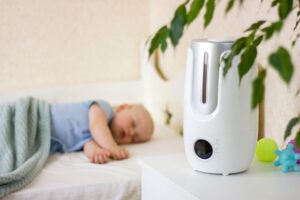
[194,139,213,159]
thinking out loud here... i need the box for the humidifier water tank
[183,39,258,175]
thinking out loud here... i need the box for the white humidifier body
[184,39,258,175]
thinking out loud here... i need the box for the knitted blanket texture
[0,97,51,198]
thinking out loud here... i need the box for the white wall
[1,0,299,144]
[145,0,300,144]
[0,0,149,90]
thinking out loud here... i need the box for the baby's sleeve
[85,100,114,123]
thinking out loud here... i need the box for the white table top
[139,153,300,200]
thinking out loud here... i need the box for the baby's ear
[116,104,130,112]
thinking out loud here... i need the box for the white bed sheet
[3,125,184,200]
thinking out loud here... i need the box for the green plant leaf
[278,0,293,20]
[244,20,266,33]
[246,32,256,46]
[225,0,235,14]
[170,5,187,46]
[271,0,280,7]
[253,35,264,46]
[269,47,294,84]
[232,37,248,53]
[161,40,168,52]
[252,68,266,109]
[223,37,247,76]
[262,20,283,40]
[148,26,170,57]
[238,45,257,83]
[187,0,205,24]
[284,116,300,140]
[204,0,215,28]
[296,130,300,148]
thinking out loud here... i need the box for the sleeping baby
[50,100,154,164]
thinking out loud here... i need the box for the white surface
[139,153,300,200]
[3,125,184,200]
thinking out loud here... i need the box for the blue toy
[274,144,300,173]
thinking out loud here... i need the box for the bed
[0,81,184,200]
[3,125,183,200]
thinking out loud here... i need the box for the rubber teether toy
[274,143,300,173]
[288,140,300,164]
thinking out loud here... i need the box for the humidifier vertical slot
[202,52,208,104]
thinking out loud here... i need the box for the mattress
[3,125,184,200]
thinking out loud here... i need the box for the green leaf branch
[269,47,294,84]
[147,0,300,146]
[204,0,215,28]
[148,0,207,57]
[284,116,300,147]
[252,67,266,109]
[187,0,205,24]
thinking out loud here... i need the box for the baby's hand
[83,140,111,164]
[89,148,111,164]
[108,146,129,160]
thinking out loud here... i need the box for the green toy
[255,138,278,162]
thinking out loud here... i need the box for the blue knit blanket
[0,97,51,198]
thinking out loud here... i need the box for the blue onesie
[49,100,114,154]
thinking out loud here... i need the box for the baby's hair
[131,104,154,138]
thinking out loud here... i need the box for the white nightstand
[138,153,300,200]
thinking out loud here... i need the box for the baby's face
[110,105,154,145]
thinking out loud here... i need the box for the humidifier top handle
[207,38,234,43]
[219,50,231,64]
[193,38,234,43]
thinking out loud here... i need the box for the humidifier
[183,39,258,175]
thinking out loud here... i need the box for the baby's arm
[88,104,129,160]
[83,140,110,164]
